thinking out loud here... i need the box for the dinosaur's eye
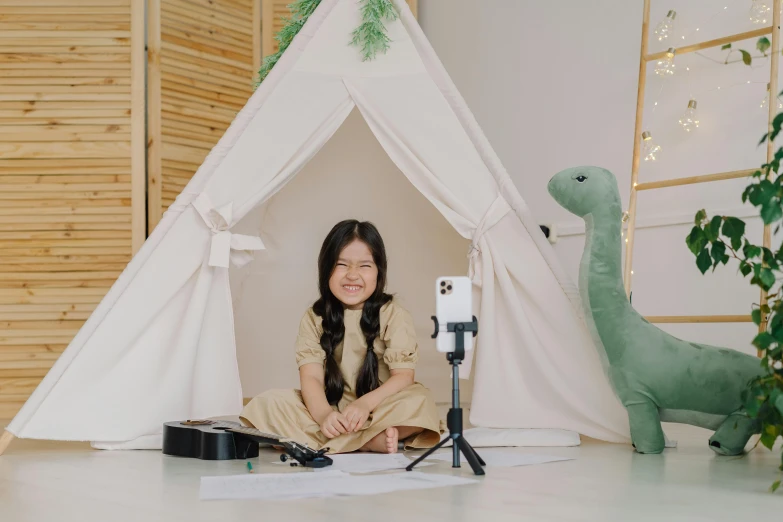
[576,175,587,183]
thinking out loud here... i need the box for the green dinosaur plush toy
[548,166,765,455]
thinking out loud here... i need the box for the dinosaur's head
[547,166,620,218]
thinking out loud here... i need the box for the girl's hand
[342,399,370,432]
[320,411,349,439]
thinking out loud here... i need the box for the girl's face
[329,239,378,310]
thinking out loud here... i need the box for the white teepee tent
[3,0,630,450]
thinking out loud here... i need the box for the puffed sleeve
[295,308,326,368]
[381,302,419,370]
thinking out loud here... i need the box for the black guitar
[162,420,270,460]
[162,420,333,468]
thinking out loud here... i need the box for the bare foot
[384,427,399,453]
[360,427,399,453]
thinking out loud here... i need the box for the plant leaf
[771,479,781,493]
[744,242,762,259]
[768,386,783,415]
[697,248,712,274]
[760,267,776,290]
[761,202,783,224]
[752,308,763,325]
[741,262,753,276]
[722,217,746,251]
[772,113,783,138]
[695,209,707,224]
[686,226,707,255]
[753,332,775,350]
[740,49,752,65]
[707,216,722,241]
[711,241,726,264]
[760,429,776,450]
[722,43,732,50]
[758,36,771,54]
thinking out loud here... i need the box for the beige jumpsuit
[240,301,442,453]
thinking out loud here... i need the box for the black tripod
[406,316,486,476]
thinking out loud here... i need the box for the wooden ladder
[624,0,780,337]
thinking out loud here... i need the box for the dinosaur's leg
[708,411,759,456]
[626,396,665,454]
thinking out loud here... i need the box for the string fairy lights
[654,48,677,76]
[642,131,662,161]
[643,1,778,162]
[654,10,677,41]
[760,82,783,109]
[749,0,772,23]
[630,1,767,279]
[678,99,700,131]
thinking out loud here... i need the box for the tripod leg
[456,436,485,476]
[406,435,451,471]
[459,438,486,466]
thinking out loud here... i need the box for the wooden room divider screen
[0,0,146,420]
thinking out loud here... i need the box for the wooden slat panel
[0,7,130,15]
[161,14,253,51]
[0,22,131,31]
[0,0,136,411]
[0,0,130,6]
[0,377,46,396]
[0,402,24,419]
[0,142,132,159]
[150,0,254,229]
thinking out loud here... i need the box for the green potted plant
[686,99,783,493]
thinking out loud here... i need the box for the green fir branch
[255,0,322,87]
[254,0,399,87]
[350,0,399,61]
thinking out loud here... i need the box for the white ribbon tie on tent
[193,192,265,268]
[468,195,512,286]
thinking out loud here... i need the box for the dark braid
[312,296,346,405]
[313,220,392,405]
[356,293,393,399]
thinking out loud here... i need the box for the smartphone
[435,276,474,353]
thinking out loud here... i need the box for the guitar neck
[227,426,284,442]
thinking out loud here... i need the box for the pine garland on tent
[256,0,398,86]
[351,0,399,61]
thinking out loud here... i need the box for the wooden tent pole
[623,0,650,297]
[0,430,14,456]
[760,0,780,342]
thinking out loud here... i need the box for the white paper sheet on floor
[315,453,432,473]
[426,449,574,467]
[199,470,477,501]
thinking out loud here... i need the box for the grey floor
[1,422,781,522]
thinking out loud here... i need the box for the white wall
[419,0,781,355]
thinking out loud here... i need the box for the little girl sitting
[240,220,442,453]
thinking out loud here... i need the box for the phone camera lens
[447,285,452,291]
[440,289,446,294]
[440,281,446,287]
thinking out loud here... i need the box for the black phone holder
[280,441,333,468]
[406,316,485,476]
